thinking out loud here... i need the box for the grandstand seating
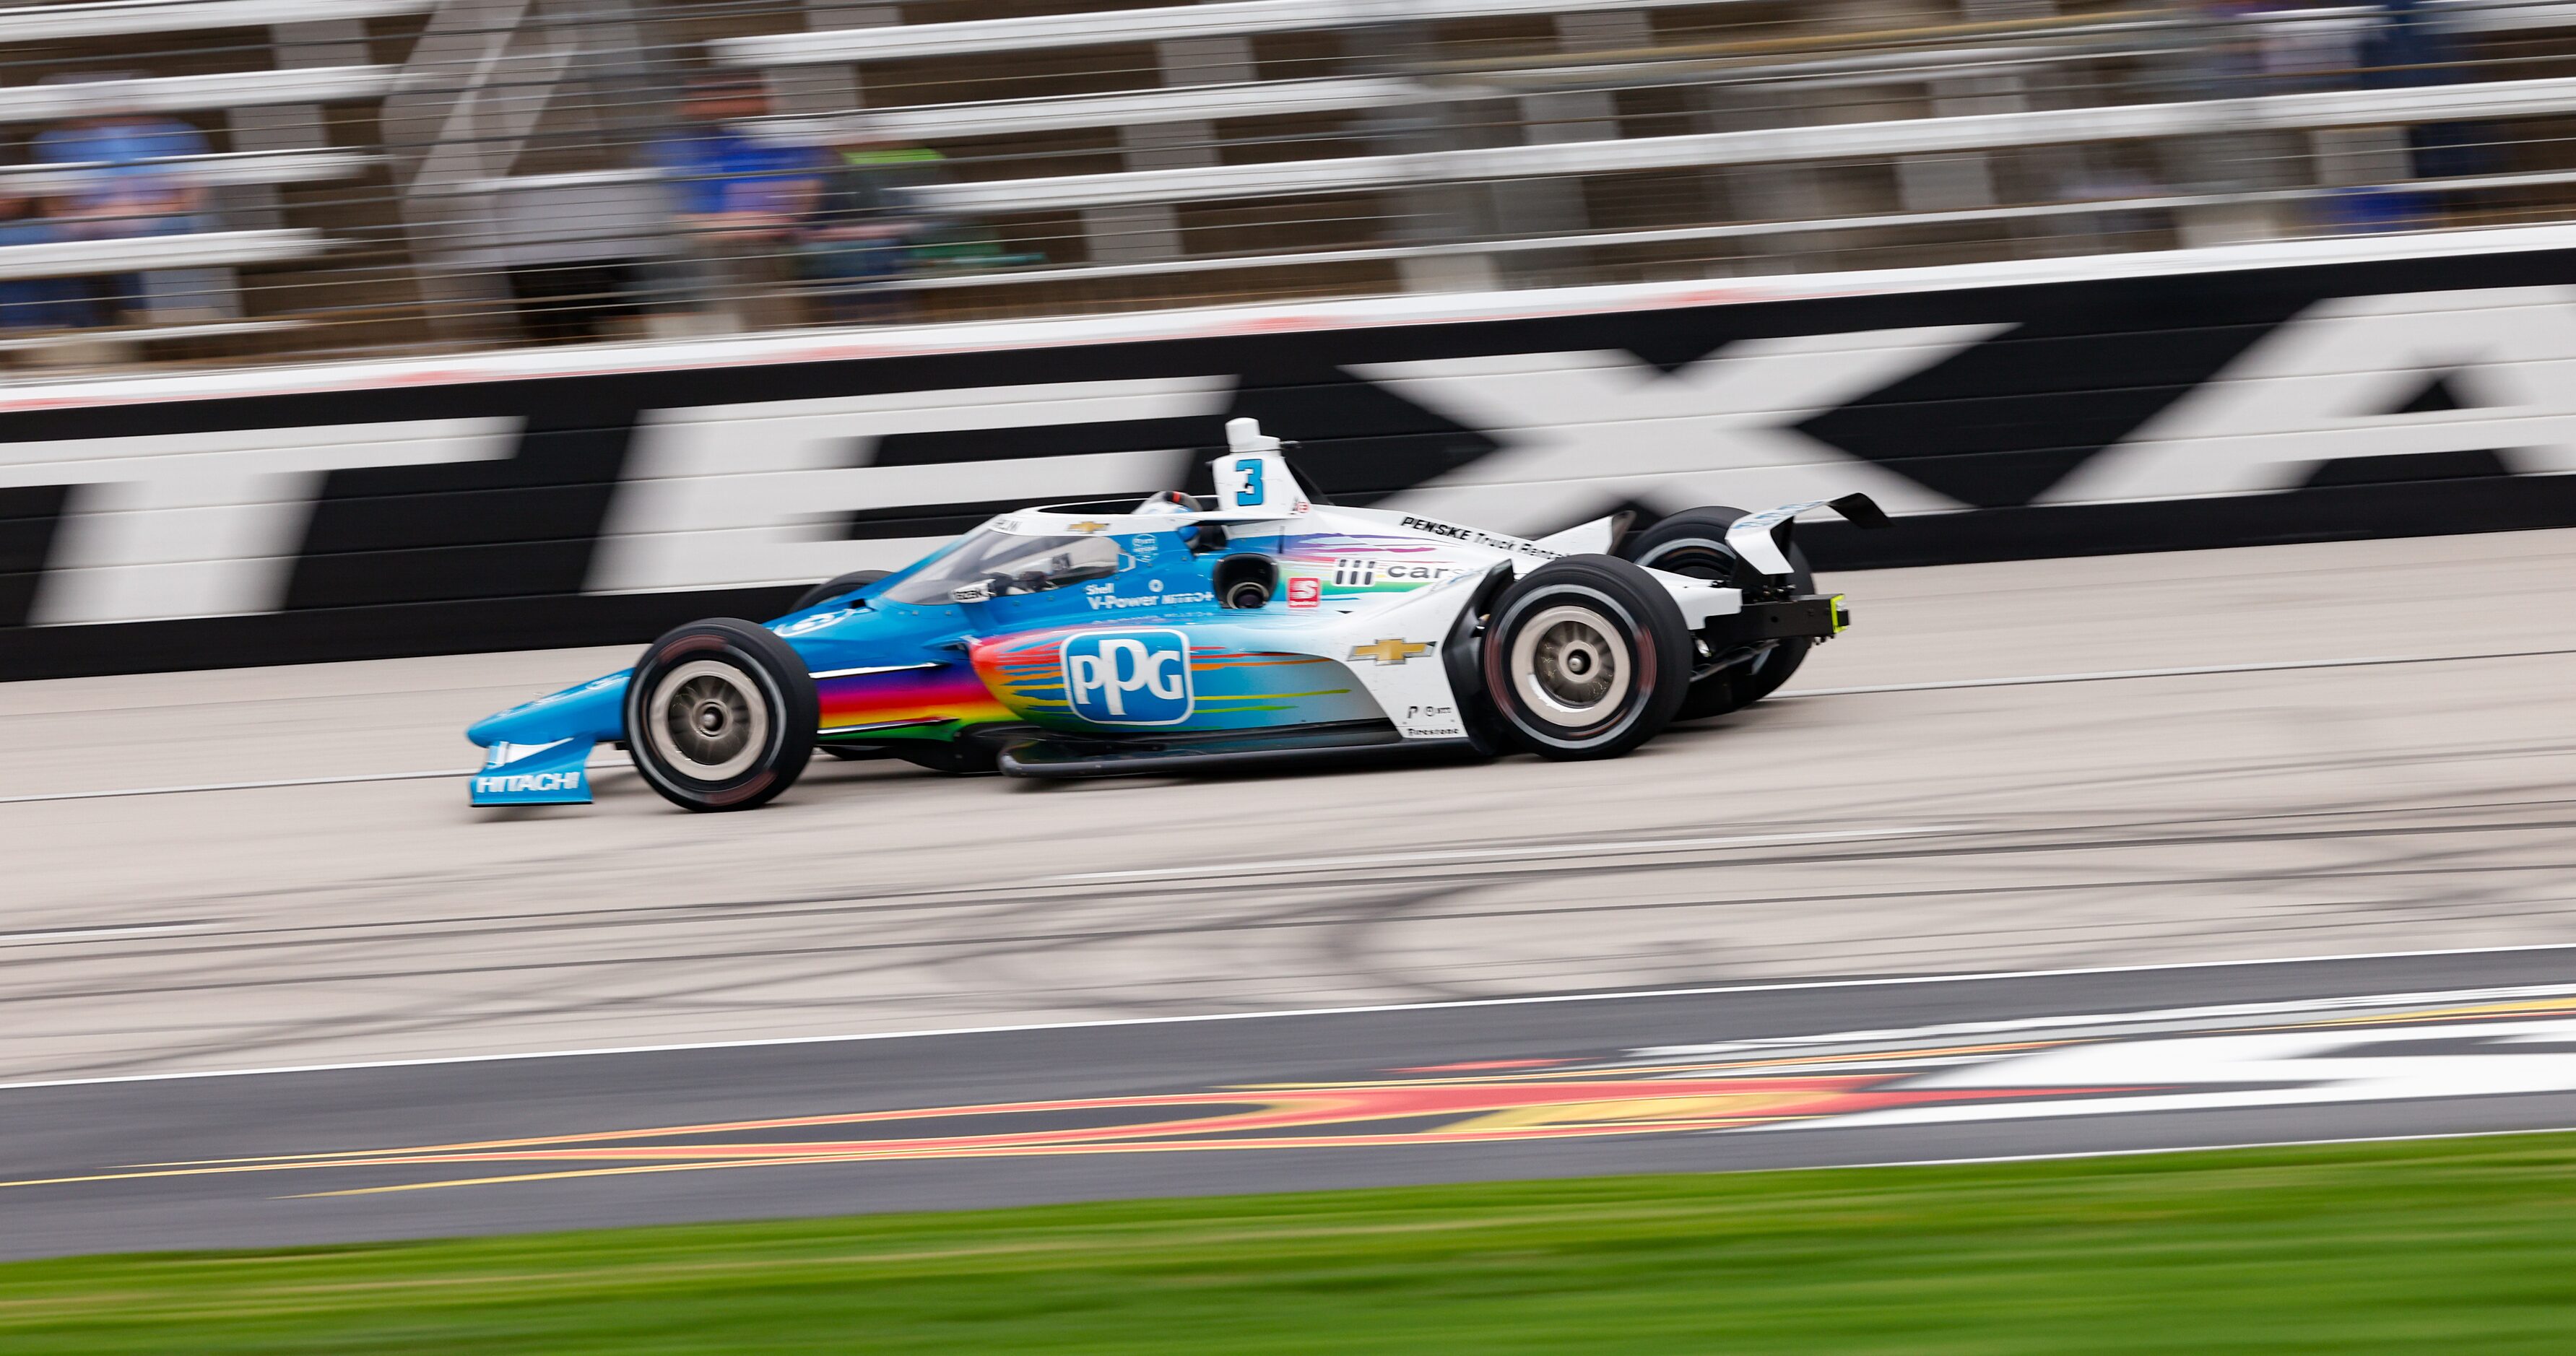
[0,0,2569,365]
[717,0,1812,65]
[0,227,321,278]
[0,0,430,44]
[913,74,2576,212]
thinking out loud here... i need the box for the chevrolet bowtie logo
[1350,638,1431,666]
[1069,520,1111,534]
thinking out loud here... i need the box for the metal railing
[0,0,2566,369]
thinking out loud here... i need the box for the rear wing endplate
[1722,493,1890,575]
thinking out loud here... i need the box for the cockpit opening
[881,528,1121,604]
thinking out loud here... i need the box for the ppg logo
[1062,629,1194,725]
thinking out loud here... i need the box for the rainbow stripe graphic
[817,664,1013,740]
[973,630,1381,732]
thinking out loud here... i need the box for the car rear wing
[1722,493,1890,575]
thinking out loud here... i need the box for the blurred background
[0,0,2567,369]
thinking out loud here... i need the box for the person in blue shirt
[27,79,217,324]
[795,140,950,323]
[34,114,210,239]
[645,74,828,329]
[2362,0,2491,181]
[0,189,89,330]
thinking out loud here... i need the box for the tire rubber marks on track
[1054,825,1963,881]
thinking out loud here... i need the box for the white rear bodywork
[987,417,1839,743]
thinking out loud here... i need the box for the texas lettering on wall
[2,242,2574,679]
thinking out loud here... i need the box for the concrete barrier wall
[7,225,2576,679]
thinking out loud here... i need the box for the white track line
[1774,1124,2576,1173]
[8,938,2576,1095]
[1779,645,2576,699]
[0,768,477,805]
[9,645,2569,809]
[1633,981,2576,1059]
[0,755,638,807]
[1054,825,1961,881]
[0,923,206,947]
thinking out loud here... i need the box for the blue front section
[462,519,1308,803]
[467,670,630,754]
[468,736,596,806]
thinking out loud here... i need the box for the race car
[466,418,1878,811]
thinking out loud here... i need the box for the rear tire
[791,569,892,613]
[1621,508,1813,721]
[625,618,818,812]
[1478,555,1692,760]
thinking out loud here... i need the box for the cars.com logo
[1062,630,1194,725]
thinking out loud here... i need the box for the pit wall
[7,225,2576,680]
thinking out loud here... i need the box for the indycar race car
[467,419,1878,811]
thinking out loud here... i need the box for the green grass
[8,1133,2576,1353]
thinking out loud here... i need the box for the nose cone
[467,670,631,747]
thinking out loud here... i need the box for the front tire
[1479,555,1692,760]
[625,618,818,812]
[1621,507,1814,720]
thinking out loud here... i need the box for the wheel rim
[646,659,769,781]
[1509,604,1633,722]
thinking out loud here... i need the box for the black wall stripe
[4,245,2575,679]
[0,482,68,631]
[287,413,637,612]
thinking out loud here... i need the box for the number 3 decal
[1232,456,1265,508]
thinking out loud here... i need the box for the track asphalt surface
[8,947,2576,1260]
[9,529,2576,1086]
[5,529,2576,1257]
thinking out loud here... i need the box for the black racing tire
[1621,507,1814,721]
[1478,555,1693,760]
[625,618,818,812]
[791,569,893,613]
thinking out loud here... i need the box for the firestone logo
[1062,629,1194,725]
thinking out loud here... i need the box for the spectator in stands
[2362,0,2464,87]
[2361,0,2492,181]
[2161,0,2296,244]
[2186,0,2268,95]
[0,190,91,330]
[2312,0,2489,231]
[32,74,222,324]
[794,139,949,323]
[2257,2,2369,94]
[645,72,828,331]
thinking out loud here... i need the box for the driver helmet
[1131,490,1200,516]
